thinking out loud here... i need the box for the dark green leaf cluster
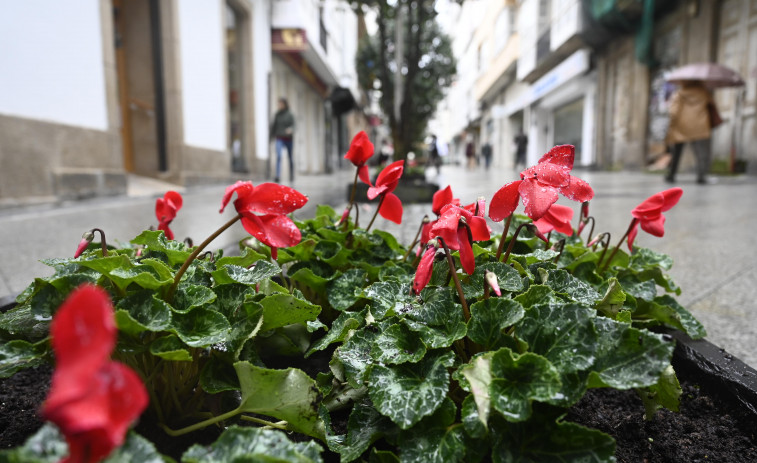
[0,205,705,462]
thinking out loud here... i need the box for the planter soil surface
[2,355,756,462]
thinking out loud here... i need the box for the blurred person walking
[270,97,295,182]
[481,141,492,170]
[513,130,528,170]
[665,80,719,184]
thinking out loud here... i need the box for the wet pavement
[1,164,756,367]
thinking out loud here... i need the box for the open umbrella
[665,62,745,88]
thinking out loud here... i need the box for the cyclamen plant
[1,136,706,463]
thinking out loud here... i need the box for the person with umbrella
[664,79,717,184]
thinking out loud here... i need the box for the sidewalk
[1,166,756,367]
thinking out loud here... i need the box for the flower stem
[365,195,386,232]
[167,213,242,301]
[160,406,242,437]
[596,233,611,268]
[583,216,596,243]
[495,214,513,261]
[600,219,637,273]
[348,167,360,206]
[438,237,470,322]
[239,415,290,430]
[500,222,530,264]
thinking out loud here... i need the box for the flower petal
[518,179,559,220]
[344,131,374,166]
[538,144,575,169]
[561,176,595,202]
[164,191,183,211]
[373,160,404,193]
[457,227,475,275]
[489,180,522,222]
[660,187,683,212]
[627,219,640,251]
[158,222,174,241]
[242,183,308,215]
[358,164,371,186]
[413,246,436,294]
[639,213,666,237]
[432,186,454,215]
[220,181,254,213]
[378,192,403,224]
[468,216,491,241]
[430,205,462,246]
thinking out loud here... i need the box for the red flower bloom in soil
[533,203,574,236]
[220,181,308,259]
[489,145,593,221]
[155,191,183,240]
[344,131,374,185]
[367,160,405,224]
[627,187,683,251]
[41,285,148,463]
[430,204,490,275]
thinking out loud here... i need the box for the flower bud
[74,230,95,258]
[526,223,549,243]
[485,270,501,296]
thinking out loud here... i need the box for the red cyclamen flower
[41,285,148,463]
[430,203,490,275]
[367,160,405,224]
[627,187,683,251]
[220,181,308,259]
[420,186,461,249]
[155,191,183,240]
[344,131,374,185]
[489,145,593,222]
[413,243,437,294]
[533,203,574,236]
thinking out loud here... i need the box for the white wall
[178,0,226,151]
[0,0,107,130]
[253,0,273,160]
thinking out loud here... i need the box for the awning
[329,87,358,116]
[272,28,338,98]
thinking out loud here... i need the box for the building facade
[0,0,363,206]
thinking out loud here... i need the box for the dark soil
[2,359,756,461]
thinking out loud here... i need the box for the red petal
[561,176,595,202]
[158,222,174,240]
[74,238,90,258]
[545,204,574,235]
[538,144,575,169]
[532,162,571,188]
[374,160,404,190]
[457,228,475,275]
[430,205,462,246]
[640,214,666,237]
[155,198,176,223]
[660,187,683,212]
[259,214,303,248]
[50,286,115,374]
[243,183,308,215]
[420,221,434,244]
[534,217,554,235]
[518,179,559,220]
[164,191,183,211]
[220,181,254,213]
[344,131,374,166]
[366,184,386,200]
[489,180,522,222]
[358,164,371,186]
[378,193,403,224]
[432,186,454,215]
[413,247,436,294]
[468,216,491,241]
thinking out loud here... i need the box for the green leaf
[635,295,706,339]
[412,287,458,325]
[491,416,616,463]
[306,310,366,357]
[171,306,230,347]
[234,362,326,439]
[104,431,174,463]
[629,247,673,270]
[596,278,626,319]
[149,334,192,361]
[369,449,400,463]
[115,290,172,336]
[617,273,657,301]
[259,293,321,332]
[211,261,280,286]
[404,316,467,349]
[540,269,601,306]
[0,423,67,462]
[588,317,675,389]
[109,260,173,290]
[332,329,378,388]
[367,351,455,429]
[397,398,466,463]
[173,284,216,314]
[216,247,267,268]
[516,304,597,373]
[336,400,395,463]
[513,285,563,309]
[327,269,367,311]
[0,304,49,342]
[489,348,561,422]
[459,354,493,429]
[468,298,525,350]
[213,284,256,317]
[315,240,352,268]
[0,339,46,378]
[370,323,427,365]
[224,300,264,358]
[462,394,487,438]
[362,281,414,320]
[200,359,240,393]
[132,229,192,267]
[638,364,681,419]
[182,426,323,463]
[289,260,336,293]
[462,262,524,299]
